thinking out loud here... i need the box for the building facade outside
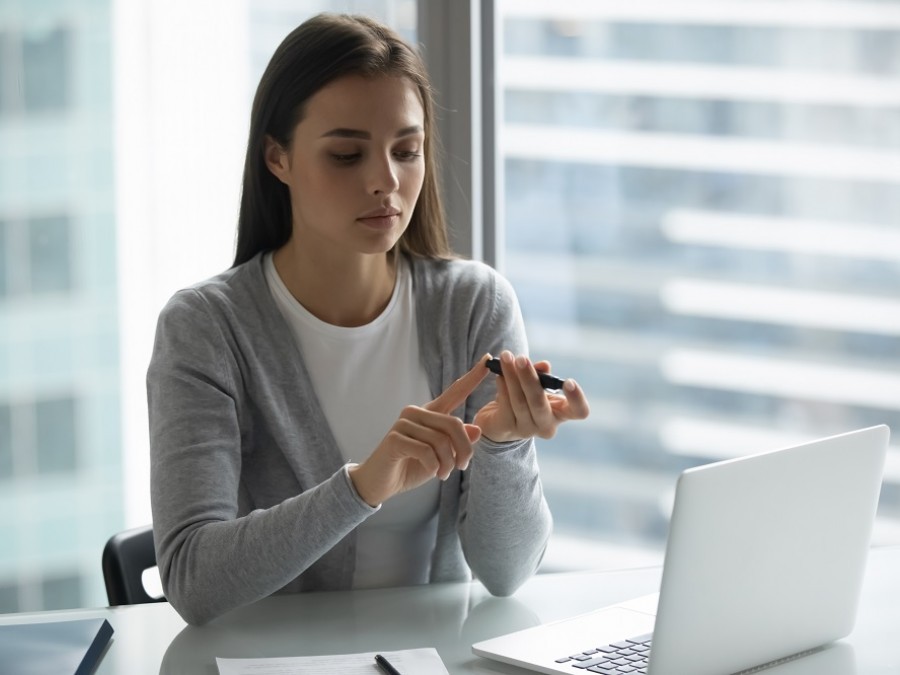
[0,0,121,612]
[499,1,900,565]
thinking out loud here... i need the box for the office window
[0,219,7,298]
[0,584,18,613]
[0,574,83,614]
[23,26,71,113]
[35,396,78,475]
[0,404,11,480]
[28,215,73,294]
[0,25,71,116]
[40,573,82,611]
[0,214,74,298]
[497,1,900,567]
[0,396,79,479]
[0,31,15,115]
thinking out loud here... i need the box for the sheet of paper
[216,647,449,675]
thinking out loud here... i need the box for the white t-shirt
[264,254,439,588]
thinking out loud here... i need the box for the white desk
[2,546,898,674]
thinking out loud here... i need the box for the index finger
[425,354,491,415]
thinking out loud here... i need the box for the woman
[148,13,589,626]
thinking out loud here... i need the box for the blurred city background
[1,0,898,612]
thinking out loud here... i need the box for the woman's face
[266,74,426,259]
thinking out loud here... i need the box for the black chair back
[102,525,165,605]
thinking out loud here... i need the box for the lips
[358,206,401,219]
[357,206,402,230]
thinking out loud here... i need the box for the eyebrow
[320,125,423,140]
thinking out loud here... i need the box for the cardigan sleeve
[451,266,554,595]
[147,289,376,625]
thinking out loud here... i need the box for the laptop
[473,425,889,675]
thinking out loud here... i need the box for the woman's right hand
[348,356,491,506]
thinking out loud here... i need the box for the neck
[272,243,397,327]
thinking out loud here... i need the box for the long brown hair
[233,13,451,266]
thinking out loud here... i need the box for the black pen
[375,653,403,675]
[485,357,566,391]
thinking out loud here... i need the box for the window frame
[417,0,503,268]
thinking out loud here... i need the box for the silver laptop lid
[649,424,889,675]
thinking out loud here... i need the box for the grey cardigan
[147,253,552,625]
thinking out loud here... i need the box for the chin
[360,229,407,255]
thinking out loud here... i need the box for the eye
[331,152,361,164]
[393,150,422,162]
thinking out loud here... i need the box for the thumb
[464,423,482,443]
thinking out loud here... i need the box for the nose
[369,153,400,196]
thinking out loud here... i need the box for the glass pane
[40,574,82,611]
[35,396,77,474]
[0,219,7,297]
[28,214,72,294]
[498,2,900,569]
[0,31,11,114]
[0,403,11,480]
[23,26,70,113]
[0,583,19,614]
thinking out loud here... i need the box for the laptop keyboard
[554,633,653,674]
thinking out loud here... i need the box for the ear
[263,135,291,184]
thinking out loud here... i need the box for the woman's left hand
[474,350,590,442]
